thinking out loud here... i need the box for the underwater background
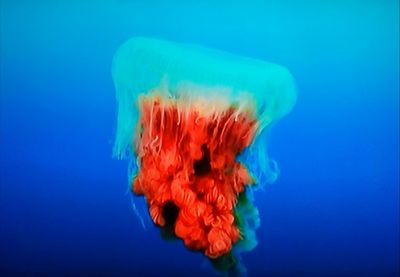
[0,0,399,276]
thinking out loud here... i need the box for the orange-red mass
[132,95,257,259]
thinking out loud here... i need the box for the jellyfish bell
[112,37,296,158]
[112,37,296,273]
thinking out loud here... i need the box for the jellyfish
[112,37,296,274]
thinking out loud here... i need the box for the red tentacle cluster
[133,95,257,258]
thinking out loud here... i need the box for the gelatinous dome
[112,37,296,159]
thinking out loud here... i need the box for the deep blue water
[1,1,399,276]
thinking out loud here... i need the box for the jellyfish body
[112,37,296,273]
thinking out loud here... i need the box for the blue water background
[1,1,399,276]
